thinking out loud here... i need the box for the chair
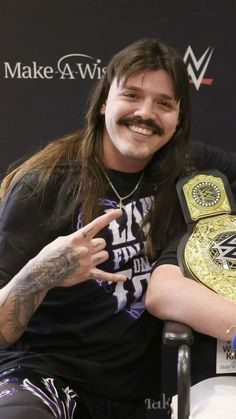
[163,321,193,419]
[163,321,236,419]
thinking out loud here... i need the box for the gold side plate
[182,174,231,221]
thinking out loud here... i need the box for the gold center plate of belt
[184,214,236,302]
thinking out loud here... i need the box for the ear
[176,113,181,130]
[100,103,106,114]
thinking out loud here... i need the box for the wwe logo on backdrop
[183,46,214,90]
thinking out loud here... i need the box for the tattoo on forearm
[0,246,80,347]
[30,246,80,289]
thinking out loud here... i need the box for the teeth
[129,125,153,135]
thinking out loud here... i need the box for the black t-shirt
[0,168,163,401]
[0,140,236,400]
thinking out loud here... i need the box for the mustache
[118,116,164,136]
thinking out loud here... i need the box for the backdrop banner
[1,1,236,417]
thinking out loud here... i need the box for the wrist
[226,325,236,349]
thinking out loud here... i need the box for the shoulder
[189,140,236,182]
[0,165,78,221]
[4,165,76,197]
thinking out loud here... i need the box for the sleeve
[190,141,236,183]
[0,173,71,287]
[152,230,186,270]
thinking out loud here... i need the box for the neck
[103,169,144,210]
[102,152,149,173]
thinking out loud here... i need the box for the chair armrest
[163,321,194,346]
[163,321,193,419]
[177,344,191,419]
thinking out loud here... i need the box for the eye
[122,91,139,100]
[157,99,177,111]
[158,100,173,110]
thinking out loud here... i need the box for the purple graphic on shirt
[95,279,114,293]
[76,210,83,230]
[22,377,77,419]
[0,386,17,399]
[76,199,118,230]
[0,378,10,387]
[76,195,154,320]
[0,376,19,399]
[125,306,145,319]
[101,198,118,209]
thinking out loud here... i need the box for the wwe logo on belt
[209,232,236,270]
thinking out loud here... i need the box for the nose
[133,99,156,121]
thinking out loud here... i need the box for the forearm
[0,209,126,349]
[0,245,81,348]
[0,259,50,348]
[146,264,236,341]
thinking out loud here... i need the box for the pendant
[117,200,125,210]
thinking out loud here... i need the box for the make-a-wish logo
[3,53,107,80]
[183,46,214,90]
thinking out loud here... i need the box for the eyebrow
[120,83,176,101]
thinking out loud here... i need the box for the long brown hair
[0,38,193,256]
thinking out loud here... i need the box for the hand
[30,209,126,289]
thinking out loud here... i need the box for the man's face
[102,69,180,172]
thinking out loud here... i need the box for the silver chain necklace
[104,170,144,210]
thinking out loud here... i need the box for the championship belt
[177,170,236,302]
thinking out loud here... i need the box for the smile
[128,125,153,136]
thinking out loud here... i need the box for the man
[0,37,236,418]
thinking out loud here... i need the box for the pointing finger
[80,209,122,239]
